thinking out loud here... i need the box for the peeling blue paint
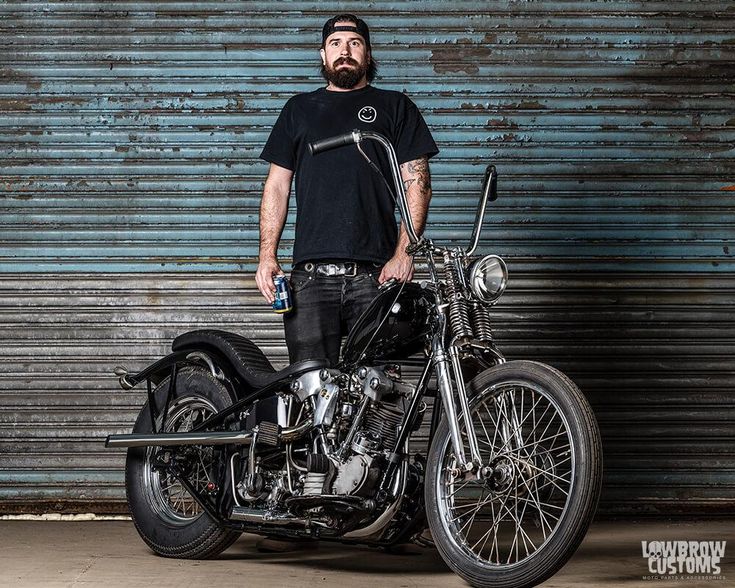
[1,1,734,515]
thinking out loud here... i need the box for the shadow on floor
[220,536,452,575]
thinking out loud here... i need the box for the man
[256,14,438,367]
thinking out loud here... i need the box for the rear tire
[125,366,241,558]
[425,360,602,588]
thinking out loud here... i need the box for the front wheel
[425,360,602,588]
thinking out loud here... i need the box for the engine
[234,363,416,512]
[293,364,414,499]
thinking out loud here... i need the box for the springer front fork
[432,336,483,472]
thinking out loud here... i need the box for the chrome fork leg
[434,339,482,471]
[434,352,469,469]
[448,346,482,467]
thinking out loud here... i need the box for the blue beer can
[272,275,293,314]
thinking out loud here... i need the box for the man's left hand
[379,253,414,284]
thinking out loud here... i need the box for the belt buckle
[315,262,357,277]
[317,263,340,276]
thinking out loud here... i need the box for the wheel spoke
[450,490,495,524]
[514,464,555,538]
[457,489,488,536]
[489,392,547,458]
[515,494,565,517]
[514,429,568,453]
[144,398,217,523]
[489,492,500,563]
[497,495,538,559]
[507,454,572,488]
[438,380,577,568]
[445,477,475,499]
[474,406,494,453]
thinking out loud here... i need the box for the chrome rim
[142,395,217,525]
[436,381,575,567]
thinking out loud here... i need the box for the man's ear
[319,48,326,65]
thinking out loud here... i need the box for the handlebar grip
[483,164,498,202]
[308,131,359,155]
[378,277,398,291]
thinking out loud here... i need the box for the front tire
[425,360,602,588]
[125,366,241,558]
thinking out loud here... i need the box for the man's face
[320,24,370,89]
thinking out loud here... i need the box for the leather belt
[297,261,380,277]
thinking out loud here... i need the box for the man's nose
[340,45,351,55]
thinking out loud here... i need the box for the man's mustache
[334,57,359,67]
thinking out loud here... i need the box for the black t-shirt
[259,85,439,265]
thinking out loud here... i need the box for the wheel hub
[486,457,514,492]
[143,396,217,525]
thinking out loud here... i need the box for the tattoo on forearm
[402,157,431,194]
[399,156,432,237]
[406,158,430,175]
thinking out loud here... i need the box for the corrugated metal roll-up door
[1,1,733,515]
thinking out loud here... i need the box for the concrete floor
[1,519,733,587]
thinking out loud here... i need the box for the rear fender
[116,349,241,403]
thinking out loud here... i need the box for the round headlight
[467,255,508,304]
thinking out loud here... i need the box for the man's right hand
[256,258,283,305]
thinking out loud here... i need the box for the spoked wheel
[143,395,217,524]
[425,360,602,588]
[125,367,241,558]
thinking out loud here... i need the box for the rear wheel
[425,360,602,588]
[125,367,241,558]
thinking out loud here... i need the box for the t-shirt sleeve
[394,96,439,165]
[259,99,296,170]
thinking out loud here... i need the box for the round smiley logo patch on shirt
[358,106,377,123]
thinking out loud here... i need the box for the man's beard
[322,57,368,89]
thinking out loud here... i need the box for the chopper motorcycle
[106,130,602,588]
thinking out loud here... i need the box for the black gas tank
[341,281,434,365]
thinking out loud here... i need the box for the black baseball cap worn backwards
[321,14,371,48]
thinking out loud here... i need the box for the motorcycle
[106,130,602,588]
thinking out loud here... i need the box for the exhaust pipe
[105,418,313,449]
[105,431,253,448]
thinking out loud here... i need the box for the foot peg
[257,421,281,446]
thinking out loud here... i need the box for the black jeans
[283,263,382,366]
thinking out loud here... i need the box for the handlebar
[308,131,360,156]
[307,130,420,247]
[466,165,497,256]
[307,130,499,258]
